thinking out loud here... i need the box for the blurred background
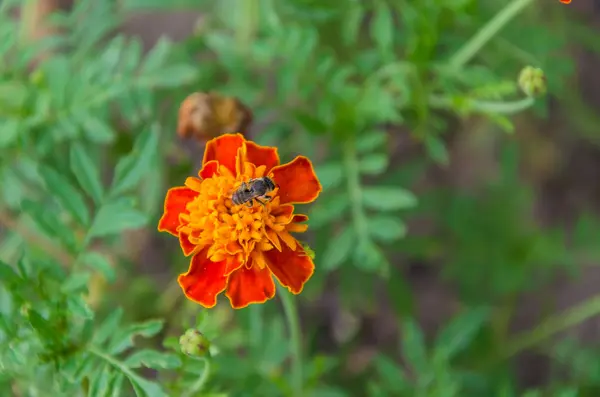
[3,0,600,396]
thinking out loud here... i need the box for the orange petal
[270,156,322,204]
[199,160,220,179]
[225,264,276,308]
[179,231,198,256]
[246,140,280,173]
[270,204,295,224]
[264,243,315,294]
[158,187,197,236]
[292,214,309,223]
[202,133,245,175]
[177,250,230,308]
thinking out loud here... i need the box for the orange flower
[158,133,322,309]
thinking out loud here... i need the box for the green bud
[179,329,211,357]
[518,66,547,98]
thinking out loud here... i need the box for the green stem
[501,294,600,360]
[183,358,211,397]
[278,285,303,397]
[429,96,535,115]
[449,0,535,69]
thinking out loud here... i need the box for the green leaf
[0,260,21,285]
[80,251,116,282]
[110,126,159,197]
[373,355,409,393]
[322,228,355,271]
[433,307,489,361]
[88,199,148,239]
[21,200,77,252]
[137,64,198,88]
[356,130,387,153]
[425,135,449,166]
[309,193,350,229]
[370,1,393,52]
[70,143,104,204]
[39,165,90,226]
[94,308,123,346]
[68,295,94,319]
[108,319,164,355]
[362,187,417,211]
[341,4,364,46]
[353,240,387,273]
[88,364,114,397]
[294,110,329,135]
[367,216,407,242]
[401,319,428,373]
[0,118,20,147]
[124,350,181,370]
[315,162,344,190]
[61,271,91,293]
[358,153,388,175]
[81,115,116,144]
[140,37,172,73]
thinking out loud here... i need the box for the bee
[232,177,277,207]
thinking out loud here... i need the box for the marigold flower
[158,133,322,309]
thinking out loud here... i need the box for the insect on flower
[231,176,277,207]
[157,133,322,309]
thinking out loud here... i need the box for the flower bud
[179,329,211,357]
[518,66,547,98]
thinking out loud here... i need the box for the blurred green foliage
[3,0,600,396]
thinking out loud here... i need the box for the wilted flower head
[158,133,322,309]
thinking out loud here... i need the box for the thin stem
[429,95,535,115]
[501,294,600,360]
[278,285,303,397]
[449,0,535,69]
[183,358,211,397]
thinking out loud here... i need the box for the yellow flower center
[177,162,297,269]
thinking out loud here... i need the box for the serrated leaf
[94,308,123,346]
[433,307,489,361]
[88,199,148,239]
[322,228,355,271]
[108,319,164,355]
[315,162,344,190]
[39,165,90,226]
[370,1,393,52]
[68,295,94,319]
[88,364,114,397]
[110,126,159,197]
[362,186,417,211]
[80,251,116,282]
[81,115,116,144]
[124,350,181,370]
[356,130,387,153]
[401,319,428,373]
[358,154,388,175]
[367,216,407,242]
[70,143,104,204]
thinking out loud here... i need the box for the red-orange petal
[178,231,197,256]
[225,264,276,308]
[271,204,295,224]
[292,214,309,223]
[264,243,315,294]
[199,160,220,179]
[202,133,245,174]
[158,187,197,236]
[271,156,322,204]
[178,250,231,308]
[245,140,280,173]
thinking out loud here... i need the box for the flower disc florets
[158,134,322,309]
